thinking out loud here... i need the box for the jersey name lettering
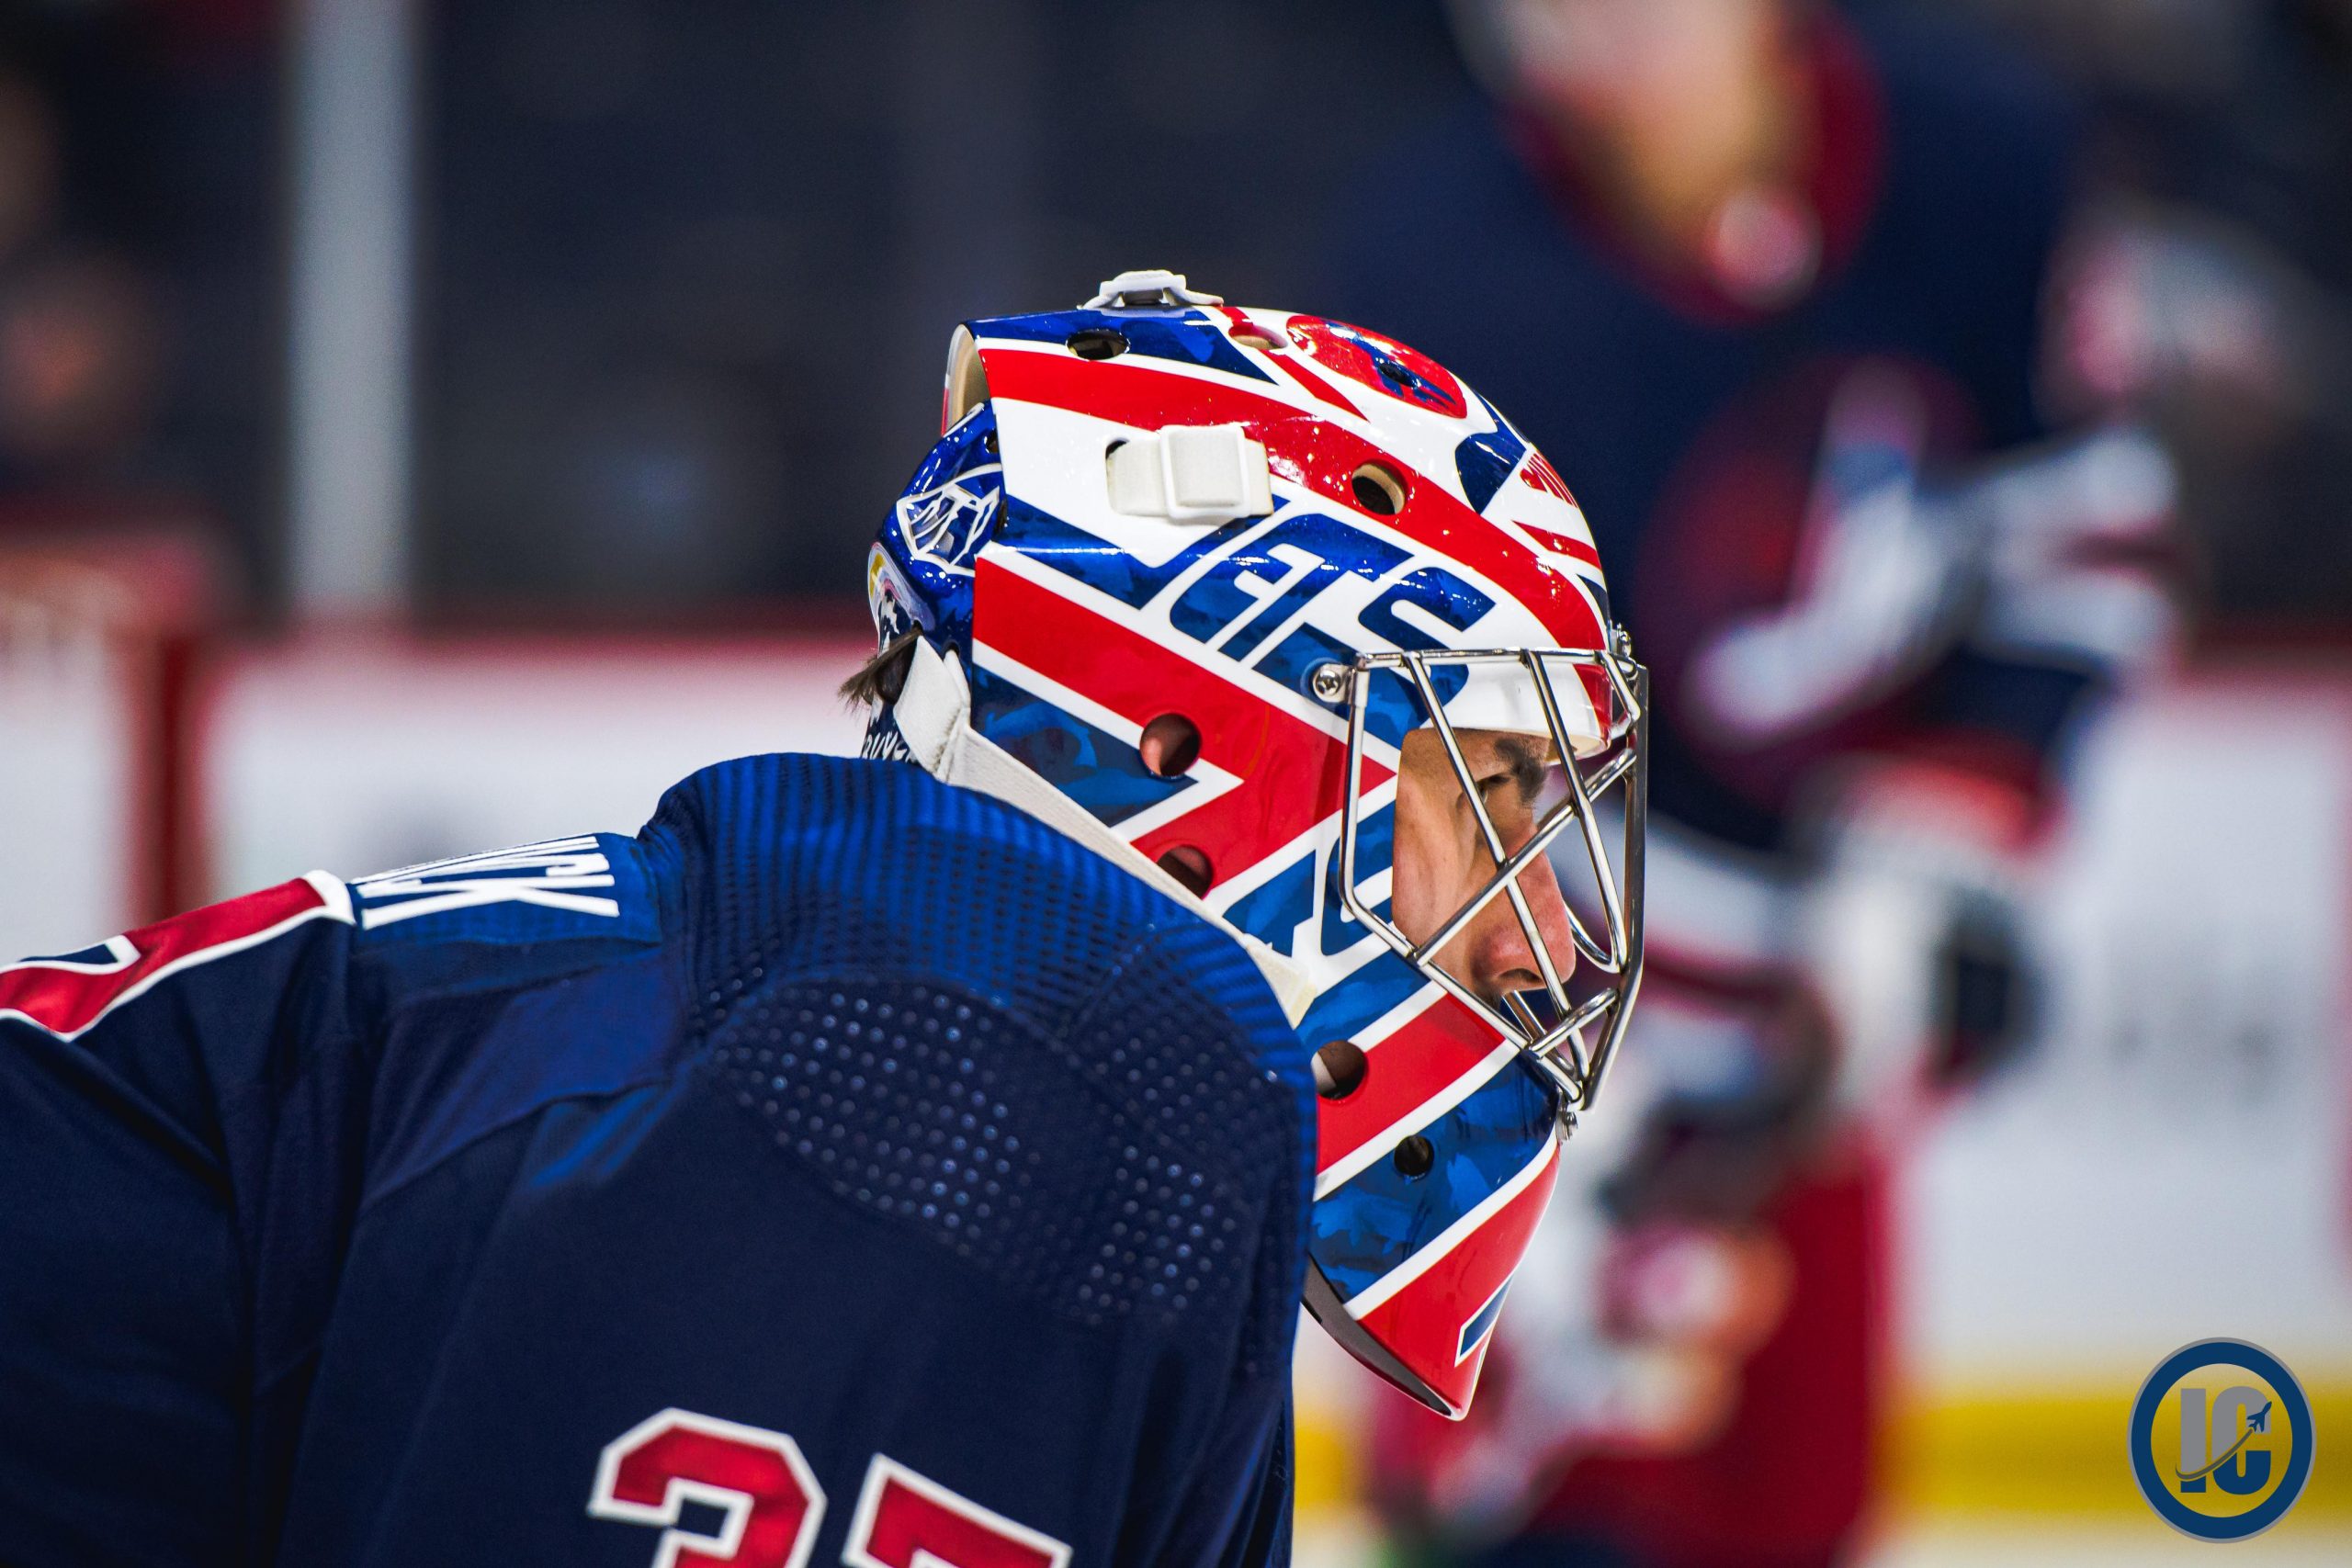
[353,836,619,929]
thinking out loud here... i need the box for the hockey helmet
[859,270,1647,1417]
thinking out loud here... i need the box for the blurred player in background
[0,275,1650,1566]
[2006,0,2352,629]
[1321,3,2174,1564]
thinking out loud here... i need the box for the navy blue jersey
[0,754,1314,1568]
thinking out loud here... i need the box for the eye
[1475,773,1525,814]
[1455,774,1500,814]
[1459,773,1517,831]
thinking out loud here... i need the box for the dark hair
[838,632,921,708]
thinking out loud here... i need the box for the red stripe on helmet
[1510,516,1605,572]
[1315,992,1508,1181]
[979,348,1609,652]
[1212,304,1370,420]
[1354,1141,1560,1416]
[975,556,1392,883]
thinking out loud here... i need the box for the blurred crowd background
[3,2,2350,1564]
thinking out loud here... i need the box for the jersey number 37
[590,1408,1072,1568]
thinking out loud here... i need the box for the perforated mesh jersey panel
[708,969,1267,1331]
[651,754,1313,1358]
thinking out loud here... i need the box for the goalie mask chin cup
[862,270,1647,1418]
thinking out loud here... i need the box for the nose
[1472,832,1579,1001]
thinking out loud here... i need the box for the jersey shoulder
[639,750,1290,1043]
[1,827,667,1051]
[641,752,1314,1346]
[0,830,679,1232]
[343,829,662,988]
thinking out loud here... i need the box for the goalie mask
[861,270,1647,1417]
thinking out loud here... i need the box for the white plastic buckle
[1107,425,1275,522]
[1085,268,1225,310]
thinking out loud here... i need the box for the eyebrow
[1489,736,1549,806]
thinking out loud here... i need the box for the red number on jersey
[589,1410,826,1568]
[844,1454,1072,1568]
[0,874,349,1043]
[588,1415,1072,1568]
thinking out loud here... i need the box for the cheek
[1396,795,1493,940]
[1389,786,1453,940]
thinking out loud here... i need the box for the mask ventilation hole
[1351,462,1408,516]
[1313,1040,1368,1100]
[1140,713,1202,777]
[1157,845,1214,897]
[1393,1134,1435,1179]
[1231,324,1284,351]
[1067,328,1130,361]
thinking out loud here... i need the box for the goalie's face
[1392,728,1578,1004]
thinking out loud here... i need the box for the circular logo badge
[2130,1339,2315,1540]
